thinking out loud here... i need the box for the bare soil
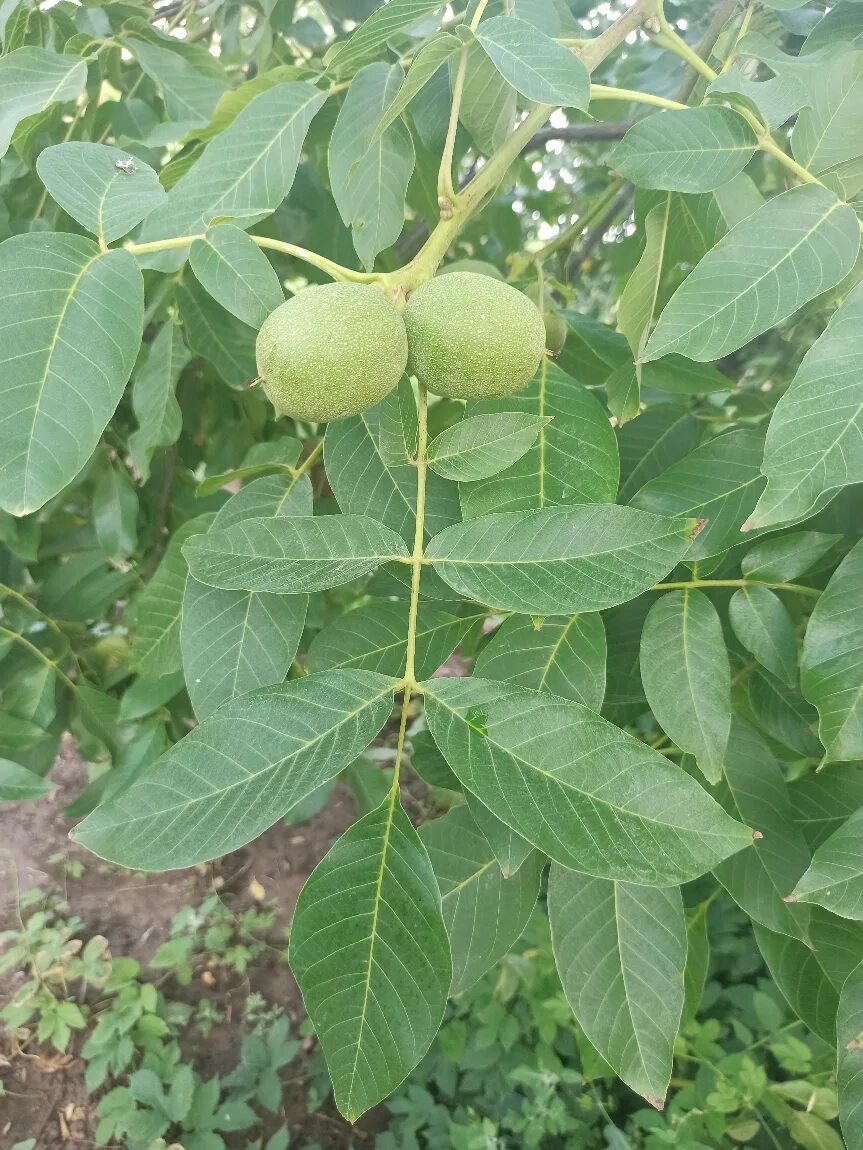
[0,739,376,1150]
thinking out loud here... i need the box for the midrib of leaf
[200,237,271,313]
[21,250,100,510]
[427,525,686,566]
[346,782,398,1116]
[95,171,121,247]
[441,858,495,901]
[423,685,735,845]
[538,616,577,691]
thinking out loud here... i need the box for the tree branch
[520,123,631,152]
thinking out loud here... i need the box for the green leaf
[801,539,863,765]
[640,589,731,784]
[195,441,303,498]
[474,15,589,109]
[0,759,56,801]
[644,185,860,362]
[422,677,752,884]
[792,808,863,919]
[729,586,798,687]
[630,429,766,561]
[789,765,863,850]
[713,719,811,939]
[459,360,619,517]
[549,865,686,1106]
[0,234,143,516]
[419,805,543,993]
[0,47,86,159]
[183,514,409,593]
[458,40,515,154]
[617,196,672,360]
[474,612,606,710]
[754,908,863,1043]
[427,504,696,615]
[683,902,710,1024]
[93,462,138,561]
[36,143,165,245]
[131,516,214,679]
[617,404,698,504]
[73,670,394,870]
[176,276,258,388]
[326,0,443,79]
[128,321,190,483]
[189,225,285,329]
[742,532,841,584]
[182,473,312,719]
[325,408,461,544]
[137,82,327,249]
[290,792,451,1122]
[378,377,418,466]
[329,63,414,270]
[181,581,306,722]
[463,792,534,878]
[605,363,641,426]
[426,413,549,481]
[370,33,460,142]
[610,108,758,193]
[127,36,229,126]
[308,601,480,680]
[749,281,863,530]
[748,668,822,758]
[838,959,863,1150]
[793,49,863,176]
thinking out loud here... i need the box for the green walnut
[438,258,505,280]
[256,283,408,423]
[524,282,568,356]
[404,272,546,400]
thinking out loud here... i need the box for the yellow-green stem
[651,578,820,599]
[531,177,624,263]
[391,385,429,791]
[591,84,686,111]
[0,623,79,694]
[290,440,324,480]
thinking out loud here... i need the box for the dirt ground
[0,738,378,1150]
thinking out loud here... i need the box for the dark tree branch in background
[566,186,635,278]
[521,123,631,152]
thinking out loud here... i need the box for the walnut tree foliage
[1,0,863,1134]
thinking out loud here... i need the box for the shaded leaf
[729,586,798,687]
[420,805,543,993]
[474,612,606,710]
[427,413,549,481]
[801,539,863,765]
[0,759,56,801]
[549,865,685,1106]
[641,589,731,784]
[0,47,86,159]
[129,322,190,483]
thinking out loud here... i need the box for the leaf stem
[591,84,686,112]
[650,6,718,83]
[651,578,820,599]
[124,234,376,284]
[290,440,324,481]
